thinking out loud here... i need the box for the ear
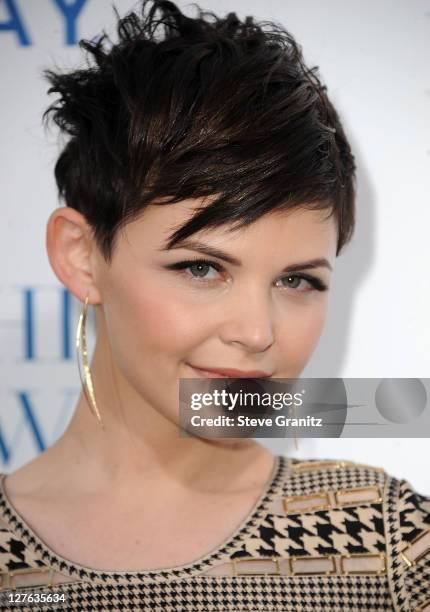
[45,207,103,305]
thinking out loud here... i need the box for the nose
[219,289,275,352]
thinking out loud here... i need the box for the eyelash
[165,258,328,292]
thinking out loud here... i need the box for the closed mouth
[187,363,272,378]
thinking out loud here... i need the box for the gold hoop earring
[76,295,105,429]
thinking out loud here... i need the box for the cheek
[138,293,198,354]
[278,299,329,375]
[106,282,199,373]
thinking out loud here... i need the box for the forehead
[119,197,338,259]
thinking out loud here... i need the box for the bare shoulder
[0,443,68,548]
[2,443,65,499]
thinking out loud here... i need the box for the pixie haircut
[42,0,356,265]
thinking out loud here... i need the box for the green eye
[282,275,302,289]
[277,274,328,292]
[165,258,223,281]
[188,262,214,278]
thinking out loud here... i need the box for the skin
[3,197,338,570]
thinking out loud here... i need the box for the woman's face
[91,199,337,426]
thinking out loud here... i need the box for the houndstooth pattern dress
[0,455,429,611]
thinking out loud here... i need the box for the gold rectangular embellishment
[292,460,385,473]
[283,492,330,513]
[292,460,347,472]
[232,557,280,576]
[340,553,386,575]
[0,567,53,590]
[335,486,382,506]
[401,529,430,566]
[289,556,336,576]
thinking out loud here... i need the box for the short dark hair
[42,0,356,264]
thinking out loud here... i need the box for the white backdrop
[1,0,429,492]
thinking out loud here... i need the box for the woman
[0,0,428,610]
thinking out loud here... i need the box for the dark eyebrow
[159,239,333,272]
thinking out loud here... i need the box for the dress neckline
[0,454,289,583]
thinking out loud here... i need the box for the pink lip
[188,363,272,378]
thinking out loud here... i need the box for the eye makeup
[163,258,329,292]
